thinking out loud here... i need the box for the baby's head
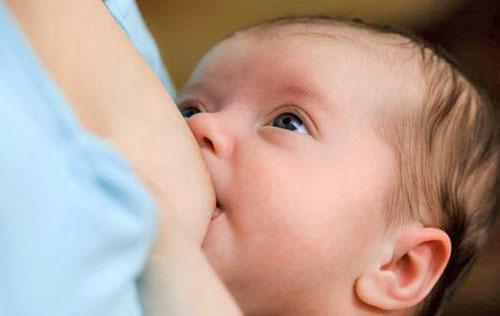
[176,16,499,315]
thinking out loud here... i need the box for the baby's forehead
[192,24,426,112]
[203,22,425,84]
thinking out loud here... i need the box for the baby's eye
[271,112,309,134]
[180,106,201,118]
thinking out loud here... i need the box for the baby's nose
[187,112,235,159]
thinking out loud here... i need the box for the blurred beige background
[138,0,471,89]
[137,0,500,315]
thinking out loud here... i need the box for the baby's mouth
[211,200,223,221]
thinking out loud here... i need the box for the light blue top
[0,1,174,315]
[104,0,176,96]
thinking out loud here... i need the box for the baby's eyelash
[270,112,310,135]
[266,105,316,136]
[177,99,206,117]
[180,106,201,118]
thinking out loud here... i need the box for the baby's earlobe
[355,268,402,310]
[354,227,451,312]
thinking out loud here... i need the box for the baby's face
[177,32,397,314]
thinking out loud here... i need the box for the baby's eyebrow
[281,84,315,99]
[279,84,337,119]
[177,82,204,97]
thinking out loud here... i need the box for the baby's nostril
[202,136,215,152]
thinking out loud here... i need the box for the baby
[154,16,500,316]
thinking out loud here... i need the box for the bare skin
[5,0,211,244]
[177,31,450,315]
[4,1,241,315]
[5,3,451,315]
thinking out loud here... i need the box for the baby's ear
[355,227,451,311]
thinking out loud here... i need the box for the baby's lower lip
[211,206,222,221]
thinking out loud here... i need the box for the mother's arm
[5,0,241,315]
[5,0,212,244]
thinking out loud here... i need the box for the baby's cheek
[248,210,332,273]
